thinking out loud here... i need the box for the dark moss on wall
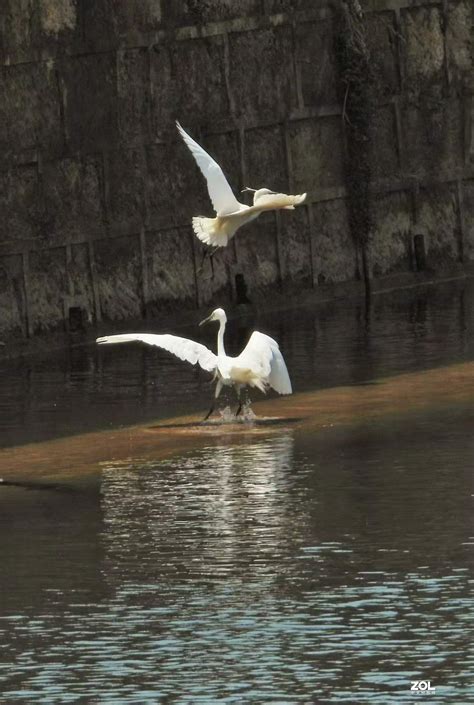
[334,0,377,294]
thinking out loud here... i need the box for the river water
[0,281,473,703]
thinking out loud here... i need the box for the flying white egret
[96,308,292,420]
[176,121,307,249]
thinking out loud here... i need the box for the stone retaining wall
[0,0,472,339]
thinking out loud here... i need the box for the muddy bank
[1,359,473,486]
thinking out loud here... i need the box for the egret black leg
[203,380,223,422]
[235,385,243,417]
[203,404,214,421]
[198,247,219,277]
[199,248,208,273]
[209,247,220,278]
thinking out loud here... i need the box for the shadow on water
[0,485,105,616]
[0,479,77,493]
[151,416,304,430]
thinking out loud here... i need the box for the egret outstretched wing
[176,122,241,217]
[232,331,292,394]
[96,333,217,372]
[234,191,307,217]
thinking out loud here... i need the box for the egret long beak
[199,314,213,327]
[241,187,256,193]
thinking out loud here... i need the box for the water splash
[241,400,256,422]
[217,401,256,424]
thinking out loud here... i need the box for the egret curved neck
[216,319,226,357]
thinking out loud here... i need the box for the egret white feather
[176,122,241,216]
[96,333,217,372]
[177,122,307,248]
[233,331,292,395]
[96,308,292,420]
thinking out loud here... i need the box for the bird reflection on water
[0,282,473,703]
[2,415,470,704]
[101,434,296,583]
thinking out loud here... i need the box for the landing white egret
[176,122,307,249]
[96,308,292,420]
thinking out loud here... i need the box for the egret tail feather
[192,216,229,248]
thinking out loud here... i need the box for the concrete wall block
[40,0,77,35]
[94,235,142,320]
[369,191,411,276]
[0,0,471,341]
[151,36,229,137]
[279,208,312,287]
[266,0,317,10]
[365,11,399,98]
[107,149,146,230]
[117,49,150,146]
[446,1,472,90]
[146,228,197,312]
[296,19,338,106]
[235,217,279,295]
[2,0,80,72]
[288,117,344,195]
[1,0,39,64]
[69,242,94,312]
[0,165,39,245]
[461,180,474,261]
[38,0,81,59]
[415,187,459,270]
[0,254,24,334]
[162,0,260,26]
[29,246,68,331]
[311,200,357,284]
[470,99,474,165]
[245,125,288,193]
[370,105,399,179]
[61,52,118,150]
[228,26,296,124]
[1,0,81,63]
[81,0,115,50]
[114,0,162,37]
[0,62,62,158]
[402,7,445,95]
[82,0,162,49]
[403,98,463,177]
[42,156,105,243]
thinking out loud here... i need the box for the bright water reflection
[1,416,473,703]
[0,281,473,703]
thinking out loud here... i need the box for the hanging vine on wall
[334,0,376,295]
